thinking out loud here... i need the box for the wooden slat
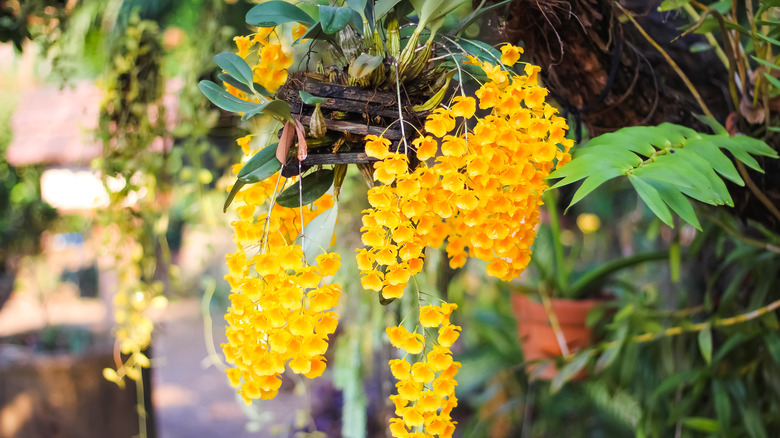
[299,116,405,140]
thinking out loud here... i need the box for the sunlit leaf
[349,53,384,79]
[214,52,254,90]
[246,1,315,27]
[198,80,261,113]
[298,204,339,265]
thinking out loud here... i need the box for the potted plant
[511,188,669,380]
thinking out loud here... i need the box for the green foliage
[319,5,353,34]
[0,93,56,272]
[276,169,334,208]
[549,123,778,230]
[245,0,314,27]
[299,204,338,266]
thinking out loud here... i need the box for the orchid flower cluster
[217,14,570,434]
[355,48,571,436]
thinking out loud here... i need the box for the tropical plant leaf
[217,74,273,98]
[217,73,252,95]
[298,204,339,265]
[276,169,335,207]
[241,99,292,122]
[698,324,713,365]
[551,351,592,393]
[374,0,404,19]
[594,342,622,373]
[658,0,691,11]
[246,1,315,27]
[645,179,701,229]
[198,80,262,113]
[629,175,673,226]
[682,417,719,433]
[299,90,328,105]
[214,52,254,90]
[349,53,384,79]
[549,123,777,228]
[223,180,245,212]
[319,5,353,34]
[297,22,338,44]
[238,143,282,184]
[712,381,731,433]
[763,72,780,91]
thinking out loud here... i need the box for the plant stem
[543,190,569,292]
[736,161,780,223]
[598,297,780,350]
[615,2,714,119]
[567,251,669,299]
[539,286,570,357]
[682,3,730,68]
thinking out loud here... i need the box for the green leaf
[410,0,469,30]
[297,22,338,44]
[223,180,246,212]
[629,175,673,227]
[346,0,367,14]
[645,179,701,230]
[698,324,713,365]
[764,72,780,90]
[299,90,328,105]
[214,52,254,90]
[319,5,353,34]
[217,73,253,95]
[681,417,719,432]
[217,74,273,98]
[713,135,777,173]
[685,138,743,185]
[276,169,334,207]
[752,55,780,71]
[764,332,780,364]
[658,0,691,11]
[246,0,314,27]
[692,114,728,135]
[756,31,780,47]
[298,204,339,265]
[241,99,292,122]
[198,80,262,113]
[567,168,626,208]
[348,53,384,79]
[550,352,592,393]
[375,0,404,19]
[713,332,751,364]
[450,0,513,36]
[712,381,731,433]
[452,37,502,65]
[741,405,768,438]
[238,143,282,183]
[651,370,701,400]
[594,343,621,373]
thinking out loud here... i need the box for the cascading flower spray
[358,46,572,436]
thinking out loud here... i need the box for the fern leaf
[548,122,777,228]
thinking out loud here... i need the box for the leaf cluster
[549,122,778,230]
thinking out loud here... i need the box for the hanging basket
[276,73,427,168]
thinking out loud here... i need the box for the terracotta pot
[511,293,603,380]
